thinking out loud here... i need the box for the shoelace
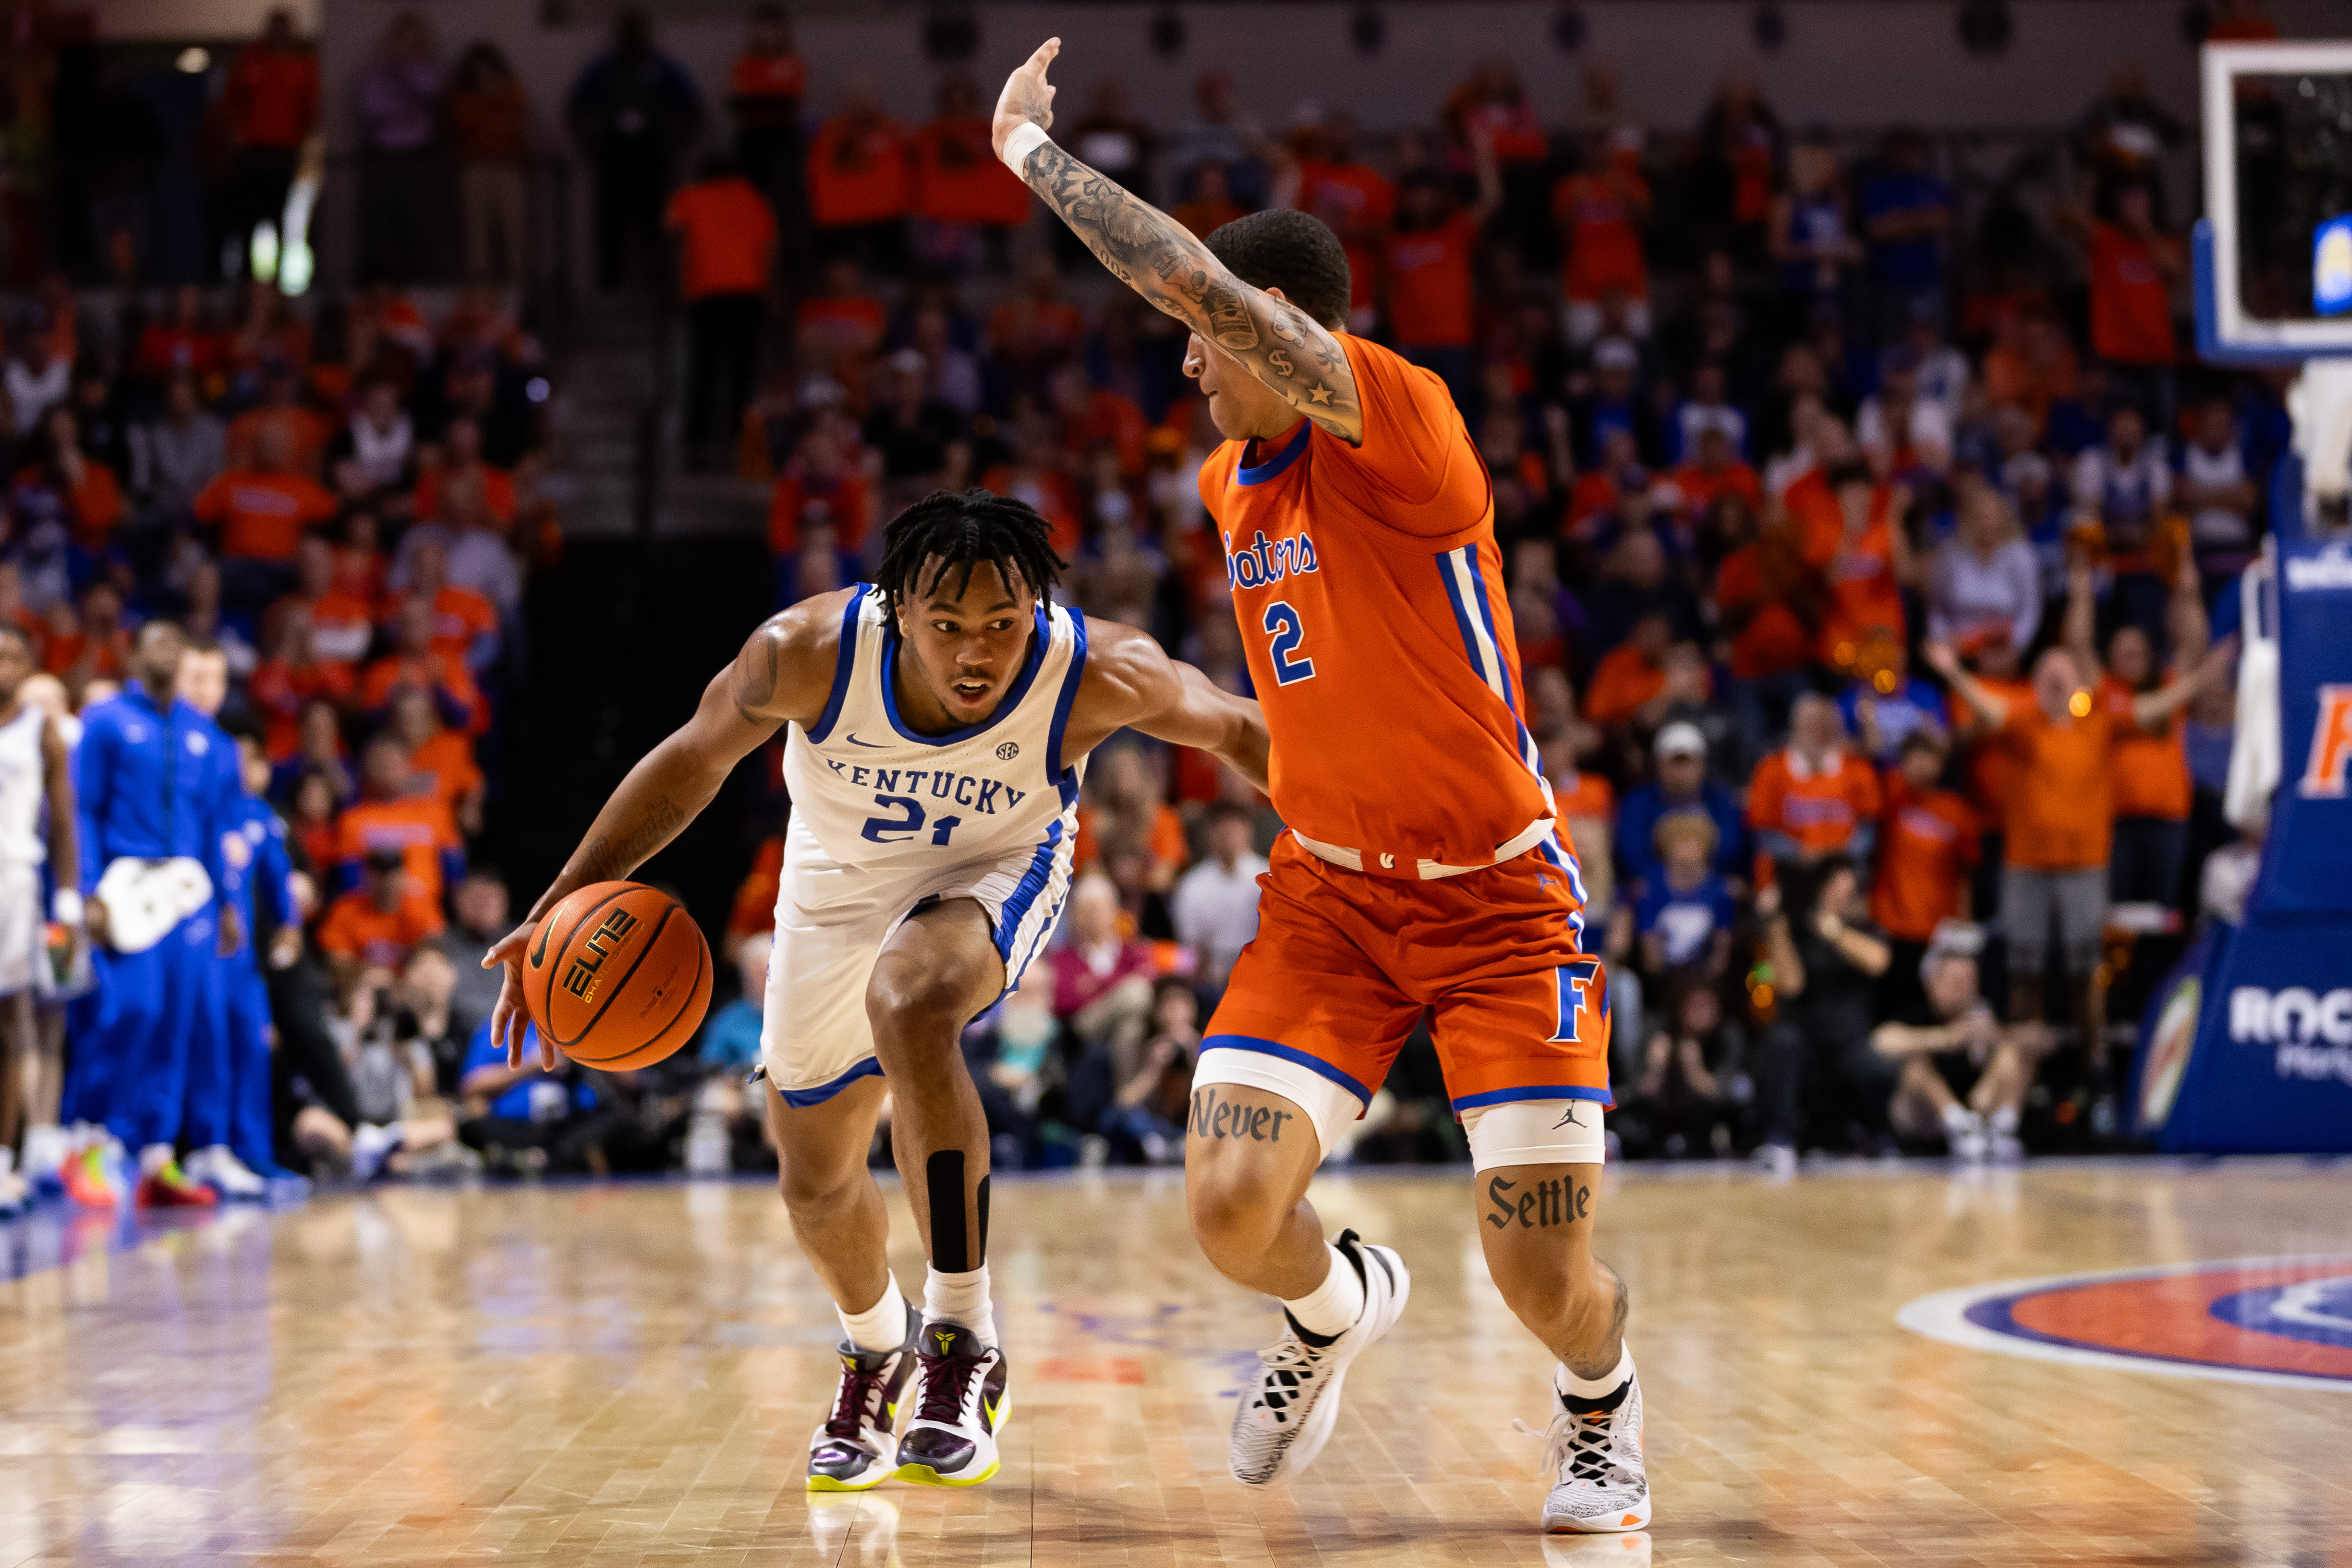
[1512,1407,1625,1484]
[914,1346,988,1425]
[822,1359,891,1441]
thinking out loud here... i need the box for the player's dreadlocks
[877,488,1066,615]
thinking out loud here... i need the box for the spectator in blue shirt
[1861,129,1952,337]
[1633,814,1738,982]
[456,1018,613,1174]
[1616,722,1748,901]
[1838,645,1948,764]
[696,932,770,1076]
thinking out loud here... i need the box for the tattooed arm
[481,590,847,1066]
[992,39,1364,444]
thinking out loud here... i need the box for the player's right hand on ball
[482,920,557,1072]
[991,37,1060,161]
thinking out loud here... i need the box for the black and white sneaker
[805,1318,921,1491]
[1527,1363,1652,1533]
[1228,1229,1411,1486]
[893,1320,1010,1487]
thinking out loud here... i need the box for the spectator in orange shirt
[392,687,486,837]
[221,10,318,279]
[912,71,1034,241]
[317,849,445,981]
[730,5,806,238]
[271,534,375,673]
[362,597,488,734]
[795,256,890,363]
[1671,424,1762,525]
[769,423,870,562]
[44,582,133,693]
[728,834,785,941]
[2099,561,2207,909]
[2070,177,2184,411]
[411,417,515,530]
[1553,149,1652,344]
[667,153,778,466]
[1073,746,1189,894]
[806,75,911,265]
[1387,130,1501,412]
[1583,613,1675,730]
[13,408,125,559]
[1748,694,1883,869]
[1173,161,1247,241]
[398,537,501,672]
[250,604,357,760]
[1807,461,1915,675]
[226,364,334,478]
[190,423,341,610]
[987,253,1087,396]
[446,43,531,284]
[1926,567,2222,1039]
[1292,112,1394,334]
[1871,728,1979,1012]
[334,738,466,906]
[1713,499,1823,755]
[1049,363,1147,478]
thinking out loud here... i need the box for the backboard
[2198,41,2352,364]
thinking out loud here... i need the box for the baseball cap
[1654,721,1706,760]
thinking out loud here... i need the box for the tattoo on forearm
[1485,1174,1592,1230]
[1022,143,1360,438]
[579,793,687,882]
[1189,1088,1292,1144]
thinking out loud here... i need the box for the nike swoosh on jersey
[845,734,888,748]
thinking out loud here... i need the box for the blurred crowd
[2,2,2296,1209]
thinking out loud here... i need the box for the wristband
[1000,121,1051,176]
[52,889,82,928]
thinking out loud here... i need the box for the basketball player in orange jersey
[994,42,1647,1535]
[483,493,1267,1492]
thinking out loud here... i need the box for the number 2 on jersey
[859,794,963,847]
[1262,601,1316,686]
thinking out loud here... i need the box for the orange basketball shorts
[1202,832,1612,1126]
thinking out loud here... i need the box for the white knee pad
[1188,1046,1363,1161]
[1461,1099,1608,1171]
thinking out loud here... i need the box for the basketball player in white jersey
[0,627,79,1215]
[484,491,1268,1491]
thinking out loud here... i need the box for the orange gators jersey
[1197,337,1556,873]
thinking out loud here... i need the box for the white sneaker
[0,1167,26,1217]
[1229,1229,1410,1486]
[806,1316,922,1491]
[185,1145,266,1199]
[1943,1108,1989,1163]
[351,1123,404,1183]
[893,1321,1010,1487]
[1529,1360,1651,1534]
[1752,1142,1797,1179]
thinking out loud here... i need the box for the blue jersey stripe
[1437,550,1493,694]
[1046,605,1090,807]
[803,586,870,745]
[779,1056,886,1108]
[1198,1034,1374,1107]
[1459,545,1523,715]
[1450,1083,1614,1114]
[992,819,1066,956]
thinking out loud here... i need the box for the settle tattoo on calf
[1485,1174,1592,1230]
[1189,1088,1293,1144]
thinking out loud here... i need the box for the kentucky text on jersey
[1225,528,1322,590]
[817,759,1030,817]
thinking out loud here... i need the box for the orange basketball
[523,881,712,1070]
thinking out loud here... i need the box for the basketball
[522,881,712,1070]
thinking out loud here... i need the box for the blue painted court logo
[1901,1256,2352,1391]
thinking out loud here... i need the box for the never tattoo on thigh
[1187,1087,1295,1144]
[1484,1173,1592,1230]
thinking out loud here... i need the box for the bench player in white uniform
[0,626,78,1216]
[484,491,1269,1491]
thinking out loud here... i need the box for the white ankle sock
[138,1142,173,1177]
[924,1264,995,1345]
[1989,1104,2020,1136]
[1556,1345,1633,1400]
[1281,1244,1366,1339]
[837,1274,911,1353]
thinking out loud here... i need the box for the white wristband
[52,889,81,928]
[1000,121,1051,177]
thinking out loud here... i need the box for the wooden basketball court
[4,1160,2349,1565]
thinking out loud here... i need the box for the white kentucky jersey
[0,704,46,868]
[783,582,1092,882]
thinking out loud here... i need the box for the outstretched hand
[992,37,1061,162]
[482,920,558,1071]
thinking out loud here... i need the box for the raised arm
[481,591,852,1066]
[1921,639,2011,728]
[1062,619,1270,794]
[992,39,1364,444]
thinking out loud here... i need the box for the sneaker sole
[892,1392,1009,1489]
[1546,1497,1653,1535]
[806,1464,894,1493]
[1241,1245,1412,1487]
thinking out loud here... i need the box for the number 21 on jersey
[1262,601,1315,686]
